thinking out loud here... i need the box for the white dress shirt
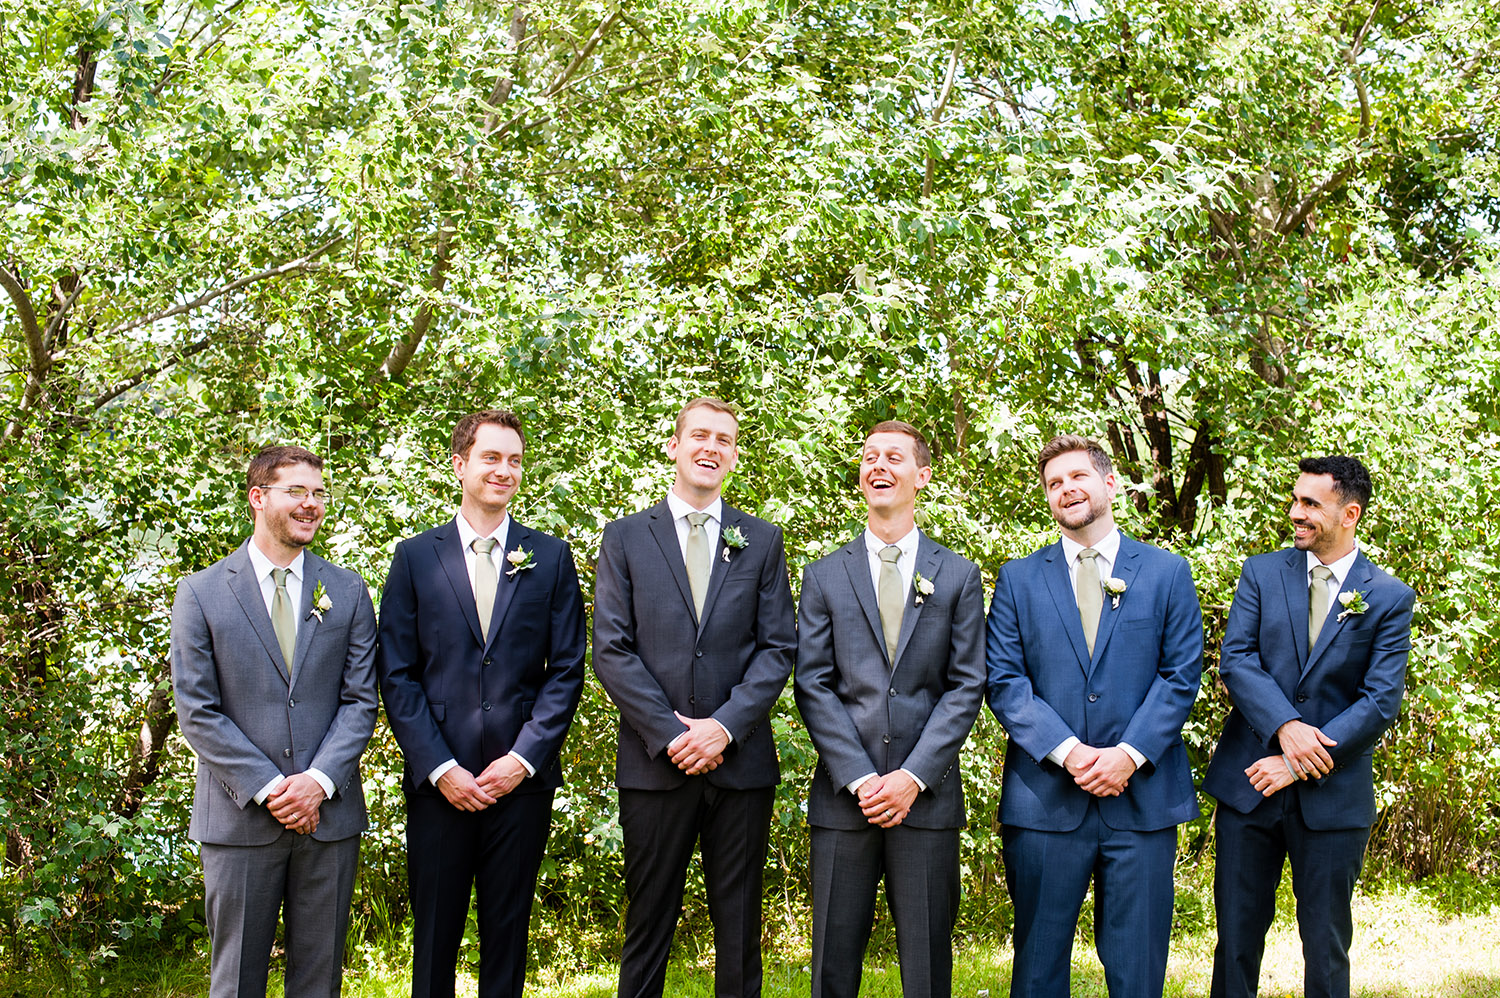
[1046,528,1145,770]
[245,541,334,803]
[663,492,733,747]
[428,513,535,788]
[848,525,927,796]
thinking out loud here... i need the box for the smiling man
[794,420,985,998]
[377,410,586,998]
[593,397,797,998]
[1204,456,1415,998]
[985,435,1202,998]
[172,445,378,997]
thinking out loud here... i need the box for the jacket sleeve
[900,560,986,788]
[510,541,588,773]
[985,565,1078,762]
[1117,556,1203,766]
[793,564,879,789]
[1218,560,1301,747]
[306,573,379,793]
[711,525,797,741]
[376,541,455,782]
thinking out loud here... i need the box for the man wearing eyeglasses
[172,445,378,998]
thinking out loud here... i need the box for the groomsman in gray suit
[172,445,378,998]
[794,420,986,998]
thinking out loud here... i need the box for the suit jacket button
[1296,694,1307,702]
[689,696,696,705]
[882,734,891,744]
[482,701,491,711]
[889,688,897,697]
[483,657,492,667]
[283,749,291,758]
[1088,693,1099,702]
[288,698,296,707]
[695,650,703,658]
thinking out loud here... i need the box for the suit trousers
[617,782,775,998]
[406,789,555,998]
[1002,801,1176,998]
[1211,795,1370,998]
[201,830,360,998]
[810,823,960,998]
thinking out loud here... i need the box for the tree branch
[1,265,50,438]
[481,6,531,133]
[86,335,213,413]
[378,219,455,380]
[105,237,344,338]
[923,41,963,200]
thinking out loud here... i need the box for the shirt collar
[1060,527,1121,568]
[666,491,722,525]
[864,525,920,559]
[247,539,304,582]
[1307,544,1359,587]
[455,512,510,552]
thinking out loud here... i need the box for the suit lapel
[486,522,531,649]
[647,503,698,623]
[289,553,325,688]
[1304,553,1373,676]
[1042,542,1092,673]
[225,543,291,684]
[434,522,486,647]
[841,539,888,665]
[1280,548,1311,671]
[696,507,736,635]
[1087,538,1138,665]
[891,536,942,671]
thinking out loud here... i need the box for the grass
[6,879,1498,997]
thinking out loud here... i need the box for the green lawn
[10,881,1498,997]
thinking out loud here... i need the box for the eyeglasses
[258,485,334,504]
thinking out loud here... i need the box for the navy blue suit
[1204,548,1414,998]
[986,535,1202,998]
[377,518,586,998]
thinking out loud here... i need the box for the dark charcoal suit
[794,531,985,998]
[377,517,586,998]
[1204,547,1414,998]
[593,500,796,998]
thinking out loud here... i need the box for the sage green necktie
[686,512,711,619]
[877,544,904,665]
[271,567,296,675]
[1309,564,1335,649]
[1077,549,1103,655]
[473,537,499,641]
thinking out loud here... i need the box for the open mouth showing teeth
[695,460,719,469]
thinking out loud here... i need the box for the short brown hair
[1036,435,1112,481]
[674,397,739,438]
[246,445,323,491]
[452,410,527,458]
[866,420,932,468]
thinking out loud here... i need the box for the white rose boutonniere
[913,572,935,605]
[721,526,748,562]
[309,580,333,622]
[506,548,535,577]
[1336,590,1369,622]
[1102,577,1127,610]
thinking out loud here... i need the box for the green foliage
[1,0,1498,977]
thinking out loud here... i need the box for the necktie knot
[879,544,901,565]
[472,537,498,556]
[687,512,710,529]
[272,566,289,588]
[1311,565,1334,583]
[1079,548,1100,564]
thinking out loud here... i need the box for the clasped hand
[266,773,325,834]
[667,712,727,775]
[1065,744,1136,797]
[858,771,919,828]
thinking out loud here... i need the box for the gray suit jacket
[795,531,986,830]
[172,542,378,845]
[593,500,797,790]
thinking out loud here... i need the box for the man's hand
[1245,755,1297,797]
[858,771,920,828]
[667,712,728,775]
[436,766,497,812]
[1074,747,1136,798]
[1277,719,1337,778]
[266,773,325,835]
[476,755,528,799]
[1063,742,1101,778]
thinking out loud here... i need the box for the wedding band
[884,809,893,818]
[290,813,299,821]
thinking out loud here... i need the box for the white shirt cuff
[429,759,458,787]
[1117,743,1146,769]
[254,774,284,805]
[847,772,877,795]
[899,768,928,793]
[306,768,335,800]
[508,750,536,777]
[1046,736,1081,767]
